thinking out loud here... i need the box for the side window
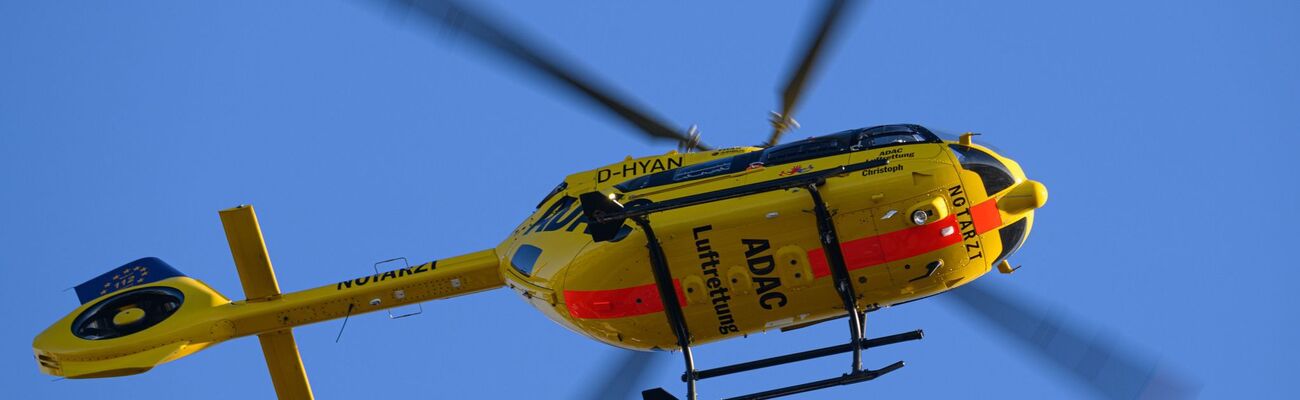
[862,132,925,148]
[615,151,761,193]
[510,244,543,276]
[762,137,846,166]
[854,125,930,149]
[671,158,732,182]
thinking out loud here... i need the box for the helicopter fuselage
[498,124,1044,351]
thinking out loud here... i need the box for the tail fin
[35,205,314,400]
[71,257,184,305]
[34,205,504,399]
[33,258,231,378]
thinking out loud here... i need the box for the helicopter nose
[998,179,1048,214]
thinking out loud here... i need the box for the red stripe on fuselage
[808,214,964,278]
[971,197,1002,234]
[565,199,1002,320]
[806,198,1000,277]
[565,280,687,319]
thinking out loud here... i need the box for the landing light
[911,210,928,226]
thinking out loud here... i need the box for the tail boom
[34,250,503,377]
[33,205,505,390]
[221,249,503,336]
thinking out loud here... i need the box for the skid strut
[632,216,698,400]
[804,182,867,373]
[582,159,923,400]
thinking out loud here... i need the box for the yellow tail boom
[32,205,505,398]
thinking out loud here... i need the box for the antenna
[374,257,424,319]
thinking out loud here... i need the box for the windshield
[949,145,1015,195]
[992,218,1027,267]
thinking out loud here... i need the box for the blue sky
[3,1,1297,398]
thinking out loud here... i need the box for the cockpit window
[949,145,1015,195]
[761,136,848,166]
[510,244,543,277]
[536,181,568,209]
[866,133,925,147]
[992,218,1027,267]
[855,125,934,149]
[614,124,940,193]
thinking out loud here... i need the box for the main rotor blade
[764,0,857,147]
[945,282,1199,400]
[584,350,662,400]
[366,0,710,150]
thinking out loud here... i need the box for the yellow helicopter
[31,1,1185,399]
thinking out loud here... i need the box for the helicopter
[31,1,1194,399]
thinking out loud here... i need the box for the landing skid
[581,159,924,399]
[655,328,923,400]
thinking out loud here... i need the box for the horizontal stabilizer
[258,329,314,400]
[220,205,283,301]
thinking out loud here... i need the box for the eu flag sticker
[74,257,184,304]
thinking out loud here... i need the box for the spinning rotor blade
[764,0,857,147]
[583,350,662,400]
[368,0,710,150]
[945,282,1199,400]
